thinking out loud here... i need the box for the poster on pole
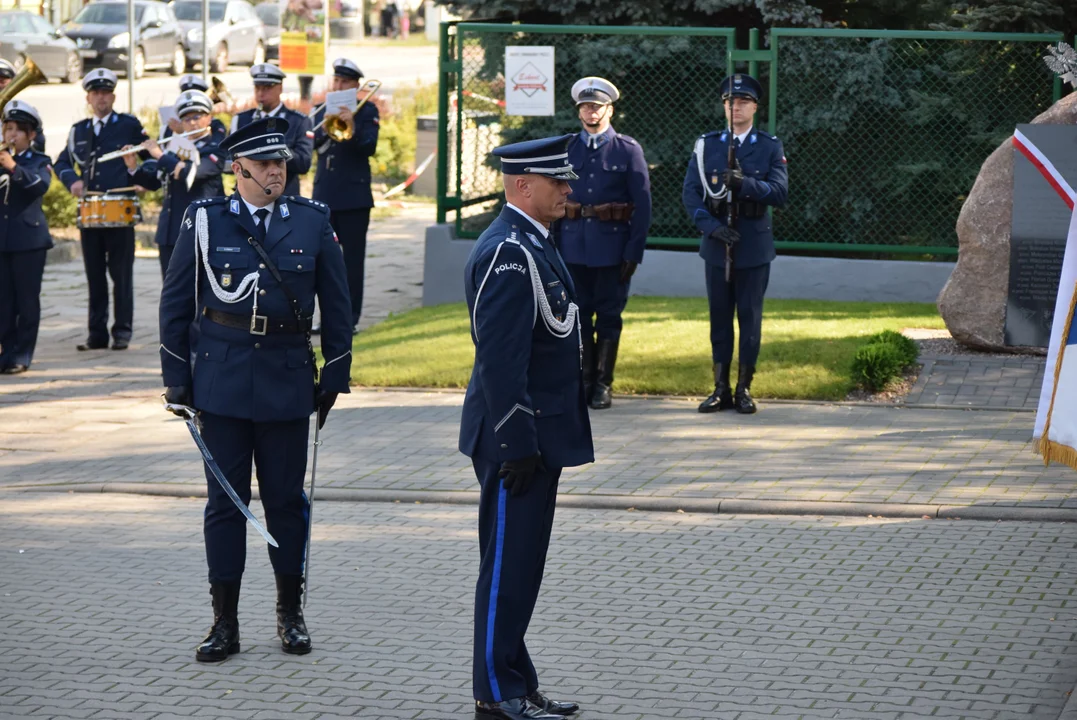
[279,0,327,75]
[505,46,555,116]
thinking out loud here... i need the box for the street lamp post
[202,0,209,84]
[127,0,134,111]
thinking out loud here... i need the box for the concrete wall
[423,223,955,306]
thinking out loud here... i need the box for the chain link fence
[439,24,1064,256]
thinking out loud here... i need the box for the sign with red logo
[505,47,555,116]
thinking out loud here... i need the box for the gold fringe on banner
[1035,436,1077,471]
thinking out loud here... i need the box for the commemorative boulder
[937,92,1077,351]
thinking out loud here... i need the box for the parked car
[0,11,82,84]
[253,1,279,60]
[171,0,265,72]
[61,0,186,79]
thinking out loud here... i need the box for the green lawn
[349,298,946,400]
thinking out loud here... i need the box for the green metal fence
[437,23,1065,256]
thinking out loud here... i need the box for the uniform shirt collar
[258,103,284,118]
[505,202,549,239]
[734,125,753,145]
[93,112,113,127]
[240,196,276,228]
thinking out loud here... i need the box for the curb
[10,483,1077,522]
[1059,681,1077,720]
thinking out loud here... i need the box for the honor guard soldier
[126,90,227,275]
[0,100,52,374]
[311,57,379,334]
[682,73,788,414]
[230,63,313,197]
[0,61,44,152]
[54,68,150,351]
[558,77,651,409]
[158,117,353,663]
[460,135,594,720]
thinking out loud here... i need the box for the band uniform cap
[0,59,15,80]
[492,134,579,181]
[332,57,363,80]
[3,99,41,131]
[179,73,210,92]
[250,63,286,85]
[219,116,294,161]
[82,68,118,91]
[175,90,214,118]
[571,76,620,106]
[720,73,762,102]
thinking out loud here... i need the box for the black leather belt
[203,308,312,335]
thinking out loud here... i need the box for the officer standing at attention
[460,134,594,720]
[230,63,313,198]
[158,117,353,663]
[125,90,226,275]
[311,57,379,335]
[558,77,651,410]
[0,100,52,374]
[0,61,44,152]
[54,68,150,352]
[682,73,787,414]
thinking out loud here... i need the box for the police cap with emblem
[250,63,286,85]
[492,134,579,181]
[0,59,15,80]
[571,76,620,106]
[83,68,118,92]
[175,90,213,118]
[3,99,41,132]
[220,116,293,161]
[720,73,762,102]
[179,73,210,92]
[332,57,363,80]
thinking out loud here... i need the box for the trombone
[97,127,211,163]
[311,79,381,142]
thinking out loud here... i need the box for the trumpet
[311,79,381,142]
[97,127,211,163]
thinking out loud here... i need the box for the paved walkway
[2,493,1076,719]
[904,353,1045,411]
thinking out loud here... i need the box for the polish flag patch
[332,231,339,244]
[782,155,788,164]
[306,131,315,139]
[209,154,218,163]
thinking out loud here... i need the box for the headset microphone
[240,166,273,195]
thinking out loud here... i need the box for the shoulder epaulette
[701,130,722,139]
[288,196,330,213]
[616,134,639,146]
[192,196,228,207]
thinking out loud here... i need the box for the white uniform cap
[571,77,620,105]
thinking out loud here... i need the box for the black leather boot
[275,574,312,655]
[195,581,241,662]
[698,363,734,413]
[581,330,595,404]
[590,335,619,410]
[735,364,757,414]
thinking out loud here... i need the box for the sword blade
[171,406,279,548]
[303,419,320,608]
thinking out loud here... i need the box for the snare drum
[77,195,142,229]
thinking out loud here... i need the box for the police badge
[221,272,232,288]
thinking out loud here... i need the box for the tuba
[208,76,234,106]
[0,58,47,153]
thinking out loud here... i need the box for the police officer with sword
[159,117,353,663]
[682,73,788,415]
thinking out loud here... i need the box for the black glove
[316,389,339,430]
[163,386,192,416]
[620,260,638,284]
[709,226,740,247]
[723,167,744,192]
[498,453,546,497]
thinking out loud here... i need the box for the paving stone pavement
[2,493,1076,720]
[903,354,1046,411]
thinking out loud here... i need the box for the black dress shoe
[77,340,109,351]
[111,339,130,351]
[698,363,734,413]
[275,574,312,655]
[2,364,28,375]
[735,364,757,414]
[475,697,561,720]
[195,581,241,662]
[526,690,579,716]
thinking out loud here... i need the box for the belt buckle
[249,314,268,336]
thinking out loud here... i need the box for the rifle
[724,124,738,283]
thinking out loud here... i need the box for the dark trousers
[330,208,370,327]
[158,243,175,278]
[0,248,47,368]
[80,227,134,343]
[567,263,629,341]
[472,458,561,703]
[705,262,770,367]
[199,411,311,584]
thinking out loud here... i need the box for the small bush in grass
[851,342,907,391]
[43,175,77,229]
[864,329,919,366]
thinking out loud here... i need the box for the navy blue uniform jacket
[682,127,788,269]
[0,149,53,252]
[557,126,651,267]
[459,205,594,469]
[54,113,149,193]
[312,101,379,210]
[230,107,314,198]
[159,194,353,422]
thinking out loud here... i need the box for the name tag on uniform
[216,246,241,253]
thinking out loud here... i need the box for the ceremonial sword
[165,403,279,548]
[303,419,321,608]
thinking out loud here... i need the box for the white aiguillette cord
[194,206,261,316]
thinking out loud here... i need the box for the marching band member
[0,60,44,152]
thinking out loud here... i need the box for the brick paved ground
[903,354,1046,411]
[2,493,1076,720]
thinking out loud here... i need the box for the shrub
[851,342,906,392]
[43,174,78,229]
[370,82,438,186]
[863,329,919,366]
